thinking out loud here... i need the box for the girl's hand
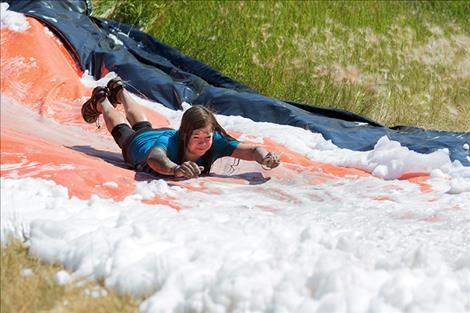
[173,161,204,178]
[261,152,280,169]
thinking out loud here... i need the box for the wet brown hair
[177,105,235,174]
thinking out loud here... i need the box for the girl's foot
[81,86,108,123]
[107,76,124,106]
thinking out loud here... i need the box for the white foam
[21,268,34,277]
[56,270,71,285]
[3,72,469,313]
[2,157,470,312]
[84,286,108,298]
[102,181,118,188]
[80,71,118,89]
[43,26,54,37]
[0,3,30,32]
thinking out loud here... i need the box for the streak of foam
[1,56,32,101]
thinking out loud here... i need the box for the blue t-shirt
[126,129,240,169]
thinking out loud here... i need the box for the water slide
[2,2,469,312]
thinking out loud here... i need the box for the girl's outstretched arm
[231,143,280,169]
[147,147,203,178]
[147,147,178,176]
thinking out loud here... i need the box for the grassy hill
[92,0,470,132]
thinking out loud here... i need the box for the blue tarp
[6,0,470,166]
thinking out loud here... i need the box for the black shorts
[111,121,153,163]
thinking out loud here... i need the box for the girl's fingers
[189,162,201,175]
[263,153,280,168]
[180,163,193,177]
[181,161,202,178]
[186,162,200,177]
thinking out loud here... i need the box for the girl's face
[186,125,213,157]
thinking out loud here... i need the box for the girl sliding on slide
[81,77,280,178]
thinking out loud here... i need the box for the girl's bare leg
[116,89,148,126]
[97,98,129,133]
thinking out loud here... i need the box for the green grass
[1,237,139,313]
[92,0,470,132]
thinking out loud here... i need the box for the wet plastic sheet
[6,0,470,166]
